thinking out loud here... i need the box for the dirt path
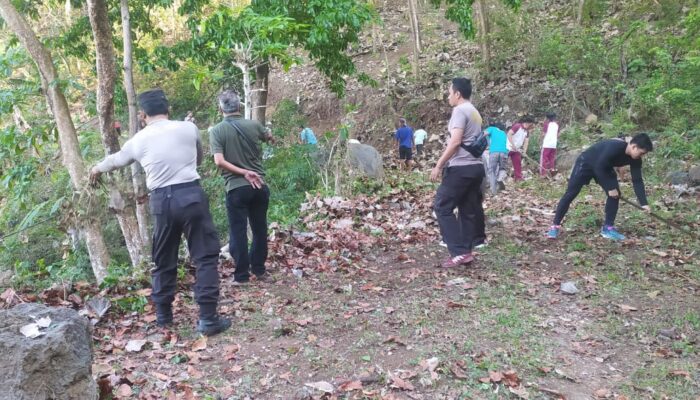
[90,175,699,400]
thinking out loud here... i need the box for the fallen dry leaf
[503,370,520,387]
[594,388,611,398]
[617,304,638,313]
[338,380,363,391]
[509,386,530,399]
[305,381,335,393]
[451,363,468,378]
[390,375,415,391]
[191,336,207,352]
[125,339,147,353]
[668,370,690,379]
[116,383,132,398]
[488,370,503,382]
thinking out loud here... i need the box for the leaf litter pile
[2,179,699,399]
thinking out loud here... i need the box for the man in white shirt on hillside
[414,125,428,156]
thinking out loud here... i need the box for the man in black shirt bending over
[547,133,653,240]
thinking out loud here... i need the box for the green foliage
[264,145,320,225]
[270,99,306,141]
[430,0,521,40]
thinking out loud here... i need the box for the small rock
[658,328,678,339]
[292,268,304,279]
[585,113,598,125]
[560,281,579,295]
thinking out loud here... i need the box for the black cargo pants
[434,165,486,257]
[149,180,221,319]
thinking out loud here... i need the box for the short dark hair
[546,112,557,120]
[520,115,536,124]
[138,89,169,116]
[398,118,407,127]
[630,133,653,152]
[451,78,472,100]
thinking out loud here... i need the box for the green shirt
[209,115,267,192]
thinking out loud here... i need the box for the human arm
[213,153,263,189]
[506,128,516,150]
[430,127,463,181]
[90,140,137,184]
[630,160,648,206]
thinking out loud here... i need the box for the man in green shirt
[209,90,274,284]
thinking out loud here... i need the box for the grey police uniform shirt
[95,120,201,190]
[446,101,483,167]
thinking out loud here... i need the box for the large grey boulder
[0,303,97,400]
[347,142,384,179]
[557,150,581,175]
[689,165,700,187]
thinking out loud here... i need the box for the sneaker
[231,280,249,287]
[439,241,447,248]
[253,273,273,283]
[600,226,625,241]
[473,241,487,250]
[440,253,474,268]
[196,316,232,337]
[546,225,561,239]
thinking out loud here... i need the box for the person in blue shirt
[394,117,414,169]
[299,125,318,145]
[484,121,508,194]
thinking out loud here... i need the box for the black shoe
[156,304,173,327]
[253,272,272,282]
[196,316,232,337]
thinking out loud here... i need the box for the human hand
[89,167,102,187]
[430,166,442,182]
[608,189,619,198]
[244,170,264,189]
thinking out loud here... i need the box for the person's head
[398,118,407,127]
[137,89,169,117]
[218,90,240,115]
[627,133,653,159]
[545,111,557,121]
[300,124,305,129]
[520,115,536,130]
[448,78,472,106]
[495,122,506,131]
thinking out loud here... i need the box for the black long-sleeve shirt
[580,139,648,205]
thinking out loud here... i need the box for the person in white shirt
[414,126,428,156]
[540,112,560,177]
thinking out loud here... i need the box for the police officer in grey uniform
[90,89,230,336]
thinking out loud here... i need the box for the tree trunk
[87,0,145,267]
[120,0,150,249]
[251,62,269,124]
[237,62,253,120]
[0,0,110,283]
[407,0,421,78]
[577,0,586,26]
[475,0,491,70]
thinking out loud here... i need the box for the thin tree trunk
[237,62,252,120]
[408,0,421,78]
[577,0,586,25]
[475,0,491,70]
[251,62,269,124]
[120,0,150,249]
[0,0,110,283]
[87,0,145,267]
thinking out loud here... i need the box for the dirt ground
[89,167,700,400]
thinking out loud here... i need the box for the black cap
[138,89,169,116]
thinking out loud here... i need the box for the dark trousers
[150,181,221,319]
[226,185,270,282]
[434,166,485,256]
[553,158,619,227]
[416,144,424,155]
